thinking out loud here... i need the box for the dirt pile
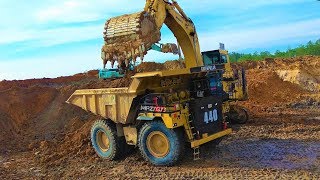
[0,61,184,153]
[136,60,185,73]
[276,69,319,92]
[239,56,320,92]
[34,118,97,168]
[275,56,320,92]
[0,87,57,149]
[243,69,306,106]
[0,70,105,153]
[235,55,320,117]
[0,70,98,91]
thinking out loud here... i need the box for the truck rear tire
[228,105,249,124]
[90,120,125,160]
[138,121,184,166]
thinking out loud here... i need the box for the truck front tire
[91,120,125,160]
[138,121,184,166]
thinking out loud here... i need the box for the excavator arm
[162,0,203,68]
[101,0,203,70]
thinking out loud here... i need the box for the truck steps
[193,146,200,160]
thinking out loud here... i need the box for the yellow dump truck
[67,0,248,166]
[67,67,236,166]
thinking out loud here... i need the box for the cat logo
[204,109,218,124]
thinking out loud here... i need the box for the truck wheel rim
[146,131,170,158]
[97,131,110,152]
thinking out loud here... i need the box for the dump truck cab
[202,49,248,101]
[202,49,229,65]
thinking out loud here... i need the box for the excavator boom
[101,0,203,70]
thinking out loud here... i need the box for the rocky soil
[0,57,319,179]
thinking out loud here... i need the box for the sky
[0,0,319,80]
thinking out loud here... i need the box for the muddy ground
[0,57,319,179]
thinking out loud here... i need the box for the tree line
[229,39,320,62]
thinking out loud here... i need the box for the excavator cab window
[221,55,228,63]
[202,50,228,65]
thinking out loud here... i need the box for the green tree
[230,39,320,62]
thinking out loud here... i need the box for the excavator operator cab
[202,50,230,66]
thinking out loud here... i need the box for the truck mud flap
[126,95,144,123]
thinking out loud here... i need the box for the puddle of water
[211,139,320,170]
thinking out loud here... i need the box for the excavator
[67,0,248,166]
[101,0,248,122]
[101,0,201,71]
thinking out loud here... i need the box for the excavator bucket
[101,11,161,69]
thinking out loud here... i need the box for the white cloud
[0,0,145,46]
[36,1,98,23]
[0,24,103,50]
[0,0,313,46]
[33,25,103,47]
[0,29,34,44]
[199,18,320,51]
[181,0,306,13]
[0,47,101,80]
[35,0,144,23]
[33,0,307,24]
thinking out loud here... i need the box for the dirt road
[1,112,319,179]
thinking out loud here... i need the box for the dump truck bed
[66,69,195,124]
[66,88,136,124]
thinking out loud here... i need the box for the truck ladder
[188,114,201,160]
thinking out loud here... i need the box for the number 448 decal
[204,109,218,124]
